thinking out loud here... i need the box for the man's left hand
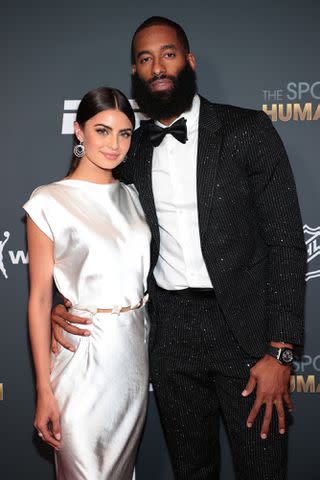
[241,353,292,439]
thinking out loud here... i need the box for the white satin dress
[23,179,151,479]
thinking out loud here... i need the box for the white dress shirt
[152,94,213,290]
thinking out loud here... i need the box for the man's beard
[131,62,197,121]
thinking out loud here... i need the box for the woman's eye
[96,128,108,135]
[121,132,131,138]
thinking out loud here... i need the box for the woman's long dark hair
[68,87,135,175]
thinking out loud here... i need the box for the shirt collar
[155,94,200,132]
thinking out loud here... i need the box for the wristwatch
[266,346,294,366]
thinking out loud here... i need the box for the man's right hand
[51,304,92,353]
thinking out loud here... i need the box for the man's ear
[132,64,137,75]
[187,53,196,71]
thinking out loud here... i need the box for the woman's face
[74,109,133,171]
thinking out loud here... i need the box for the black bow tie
[147,117,188,147]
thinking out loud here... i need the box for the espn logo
[61,99,147,134]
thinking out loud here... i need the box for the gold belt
[72,294,149,316]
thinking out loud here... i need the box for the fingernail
[261,433,267,440]
[279,429,285,434]
[56,433,61,440]
[84,331,91,336]
[85,320,93,324]
[69,347,76,352]
[241,390,247,396]
[247,423,252,428]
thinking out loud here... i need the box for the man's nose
[152,57,165,77]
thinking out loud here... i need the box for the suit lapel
[133,130,160,249]
[133,97,222,250]
[197,97,223,239]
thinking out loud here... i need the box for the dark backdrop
[1,1,319,478]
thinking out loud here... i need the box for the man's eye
[140,57,151,64]
[164,53,175,58]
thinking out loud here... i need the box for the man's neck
[158,115,179,126]
[157,93,198,126]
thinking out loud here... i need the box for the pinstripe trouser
[148,287,288,480]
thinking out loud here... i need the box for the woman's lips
[150,78,173,91]
[101,152,120,161]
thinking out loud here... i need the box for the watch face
[281,349,293,363]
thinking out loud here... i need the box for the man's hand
[242,354,292,439]
[51,303,92,352]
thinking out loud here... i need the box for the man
[52,17,306,479]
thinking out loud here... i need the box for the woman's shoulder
[27,180,67,200]
[119,182,139,197]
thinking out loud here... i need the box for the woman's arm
[27,216,61,449]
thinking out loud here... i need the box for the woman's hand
[34,387,61,450]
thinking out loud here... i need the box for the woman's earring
[73,141,85,158]
[122,155,127,164]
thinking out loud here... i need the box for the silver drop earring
[73,141,85,158]
[122,155,127,164]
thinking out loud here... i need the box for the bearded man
[52,16,306,480]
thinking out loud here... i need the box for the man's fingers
[274,399,286,434]
[52,311,91,338]
[51,304,91,350]
[283,392,293,412]
[260,402,273,439]
[62,296,72,308]
[52,325,77,352]
[63,322,91,337]
[52,306,91,326]
[242,374,256,397]
[51,331,60,355]
[246,398,262,428]
[52,319,91,351]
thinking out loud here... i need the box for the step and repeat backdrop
[1,1,319,478]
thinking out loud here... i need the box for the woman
[24,87,150,479]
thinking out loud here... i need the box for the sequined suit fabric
[115,97,306,479]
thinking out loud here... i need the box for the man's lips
[150,78,173,91]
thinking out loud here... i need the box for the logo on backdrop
[0,231,10,278]
[304,225,320,281]
[0,230,29,280]
[261,81,320,122]
[61,99,147,134]
[291,354,320,393]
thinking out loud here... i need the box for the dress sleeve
[23,187,54,241]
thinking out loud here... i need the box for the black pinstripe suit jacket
[115,96,306,357]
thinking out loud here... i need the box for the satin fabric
[51,306,149,479]
[23,179,151,478]
[23,180,151,309]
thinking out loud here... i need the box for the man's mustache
[149,74,176,85]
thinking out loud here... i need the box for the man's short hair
[131,16,190,64]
